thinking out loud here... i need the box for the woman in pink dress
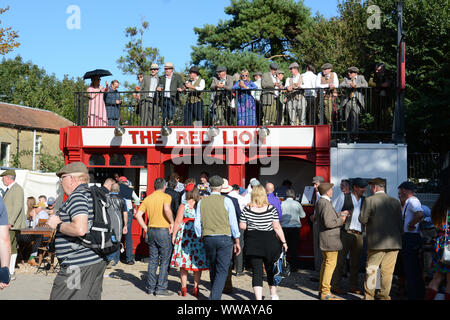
[87,76,108,126]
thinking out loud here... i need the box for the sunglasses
[241,75,249,78]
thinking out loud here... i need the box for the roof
[0,102,74,133]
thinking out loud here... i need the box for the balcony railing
[75,87,397,142]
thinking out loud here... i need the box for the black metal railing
[75,87,396,142]
[408,152,441,193]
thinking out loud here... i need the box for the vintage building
[0,102,73,171]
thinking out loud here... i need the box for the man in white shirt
[301,64,318,125]
[315,63,339,125]
[184,66,205,125]
[280,189,306,271]
[398,181,425,300]
[157,62,183,125]
[331,178,367,295]
[332,179,351,209]
[228,184,246,211]
[285,62,307,125]
[138,63,160,125]
[252,72,263,125]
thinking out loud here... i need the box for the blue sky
[2,0,338,86]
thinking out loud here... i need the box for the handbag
[440,210,450,265]
[273,248,291,286]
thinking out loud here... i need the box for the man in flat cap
[315,182,349,300]
[210,66,234,125]
[157,62,184,125]
[285,62,308,125]
[138,63,160,126]
[315,63,339,125]
[1,169,25,280]
[359,177,403,300]
[332,178,368,295]
[397,181,425,300]
[340,67,368,138]
[184,66,206,125]
[47,162,107,300]
[194,175,241,300]
[261,63,284,125]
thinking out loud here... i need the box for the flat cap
[289,62,299,69]
[347,66,359,73]
[56,162,88,178]
[0,169,16,177]
[253,71,262,77]
[209,175,224,188]
[189,66,200,74]
[321,63,333,70]
[398,181,416,191]
[318,183,334,195]
[277,70,285,75]
[269,63,278,70]
[352,177,368,188]
[312,176,325,184]
[216,66,227,73]
[369,177,386,187]
[150,63,159,69]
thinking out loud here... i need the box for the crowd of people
[86,61,393,134]
[0,165,448,302]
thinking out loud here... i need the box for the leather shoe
[331,287,347,295]
[349,288,362,295]
[154,290,174,296]
[124,260,135,265]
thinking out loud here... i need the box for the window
[35,135,42,155]
[109,154,126,166]
[0,143,10,167]
[130,154,146,166]
[89,154,105,166]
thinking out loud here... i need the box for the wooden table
[19,227,54,238]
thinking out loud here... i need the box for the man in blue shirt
[194,175,241,300]
[266,182,282,220]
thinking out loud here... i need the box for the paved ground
[0,259,408,300]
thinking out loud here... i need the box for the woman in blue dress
[232,69,258,126]
[170,184,209,297]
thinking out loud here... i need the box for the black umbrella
[83,69,112,80]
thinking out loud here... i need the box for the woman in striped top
[240,185,288,300]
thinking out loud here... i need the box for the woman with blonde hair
[170,183,209,297]
[239,184,288,300]
[232,69,258,125]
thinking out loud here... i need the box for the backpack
[78,186,120,258]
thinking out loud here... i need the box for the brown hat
[56,162,88,178]
[321,63,333,70]
[318,183,334,195]
[347,66,359,73]
[369,177,386,187]
[0,169,16,177]
[289,62,299,69]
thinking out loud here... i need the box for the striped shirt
[54,184,103,267]
[240,205,279,231]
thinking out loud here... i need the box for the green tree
[0,6,20,55]
[116,20,164,76]
[0,56,86,122]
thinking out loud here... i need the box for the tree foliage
[116,20,164,76]
[0,56,86,122]
[0,6,20,55]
